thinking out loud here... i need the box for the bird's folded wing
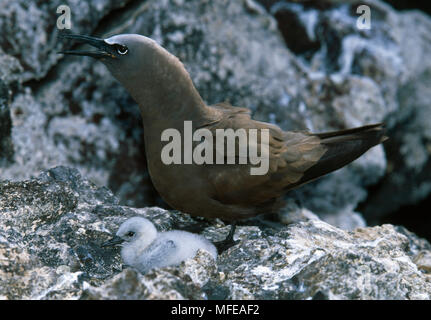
[201,103,327,206]
[137,239,177,273]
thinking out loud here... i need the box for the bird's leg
[214,223,239,254]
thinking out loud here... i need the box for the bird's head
[59,33,160,84]
[101,216,157,248]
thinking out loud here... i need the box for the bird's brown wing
[202,103,327,209]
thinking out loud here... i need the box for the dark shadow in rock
[271,3,322,60]
[0,79,13,163]
[202,279,231,300]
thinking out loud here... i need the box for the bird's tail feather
[294,123,387,187]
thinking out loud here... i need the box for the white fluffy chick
[102,216,217,274]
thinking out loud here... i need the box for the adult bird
[59,33,387,251]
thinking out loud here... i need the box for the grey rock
[82,250,217,300]
[0,0,133,82]
[215,221,431,299]
[0,48,23,86]
[1,166,431,300]
[363,66,431,220]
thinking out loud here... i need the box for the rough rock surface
[1,166,431,300]
[0,0,133,83]
[1,0,430,227]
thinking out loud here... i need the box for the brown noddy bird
[59,34,387,251]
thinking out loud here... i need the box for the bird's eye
[115,44,128,55]
[126,231,135,237]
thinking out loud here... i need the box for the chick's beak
[58,33,116,59]
[101,235,124,248]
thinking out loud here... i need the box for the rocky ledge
[1,166,431,300]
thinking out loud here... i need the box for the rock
[414,251,431,273]
[363,63,431,220]
[0,49,23,86]
[1,166,431,299]
[215,221,431,299]
[82,250,217,300]
[0,0,134,82]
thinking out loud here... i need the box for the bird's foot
[214,238,239,254]
[214,224,238,254]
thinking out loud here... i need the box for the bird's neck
[122,48,218,132]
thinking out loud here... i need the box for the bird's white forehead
[104,34,157,47]
[104,36,121,45]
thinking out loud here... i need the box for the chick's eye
[126,231,135,237]
[116,45,128,55]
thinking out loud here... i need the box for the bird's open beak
[58,33,116,59]
[101,235,124,247]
